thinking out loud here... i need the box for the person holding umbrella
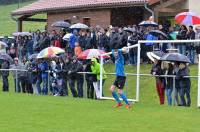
[148,51,165,105]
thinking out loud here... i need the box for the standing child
[110,47,131,109]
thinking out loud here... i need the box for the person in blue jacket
[110,47,131,109]
[37,59,49,95]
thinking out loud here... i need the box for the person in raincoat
[91,58,107,99]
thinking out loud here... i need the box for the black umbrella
[160,53,190,63]
[51,21,71,28]
[0,53,13,64]
[28,53,38,60]
[139,21,158,27]
[149,30,168,39]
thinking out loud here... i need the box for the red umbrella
[78,49,110,60]
[175,12,200,25]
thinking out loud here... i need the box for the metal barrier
[0,69,199,107]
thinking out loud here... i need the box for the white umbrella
[0,41,8,47]
[70,23,89,29]
[63,33,73,41]
[12,32,32,37]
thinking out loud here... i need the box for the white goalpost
[99,44,140,102]
[100,39,200,107]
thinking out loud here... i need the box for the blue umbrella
[149,30,168,39]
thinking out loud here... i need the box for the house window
[83,18,91,26]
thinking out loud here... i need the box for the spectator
[0,60,9,92]
[91,58,107,98]
[74,42,82,57]
[84,61,97,99]
[68,56,84,98]
[78,30,87,50]
[187,26,195,64]
[151,59,165,105]
[37,59,49,95]
[27,35,34,56]
[10,58,22,92]
[163,62,174,106]
[177,25,188,55]
[177,63,191,107]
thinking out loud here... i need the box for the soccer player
[110,47,131,109]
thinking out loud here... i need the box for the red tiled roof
[149,0,159,5]
[12,0,148,16]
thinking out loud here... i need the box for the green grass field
[0,1,200,132]
[0,64,199,132]
[0,1,46,36]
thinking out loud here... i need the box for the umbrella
[70,23,89,29]
[149,30,168,39]
[175,12,200,25]
[51,21,71,28]
[28,53,38,60]
[78,49,110,60]
[12,32,32,37]
[160,53,190,63]
[139,21,158,27]
[0,53,13,63]
[147,50,165,62]
[0,41,8,47]
[37,47,65,59]
[124,28,136,33]
[63,33,73,41]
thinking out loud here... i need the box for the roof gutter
[144,3,154,18]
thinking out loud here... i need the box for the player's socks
[112,91,121,103]
[120,93,129,105]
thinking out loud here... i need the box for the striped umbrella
[175,12,200,25]
[78,49,109,60]
[37,47,65,59]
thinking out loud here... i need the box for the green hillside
[0,1,46,36]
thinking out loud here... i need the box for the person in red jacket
[54,37,61,48]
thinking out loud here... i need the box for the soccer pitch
[0,64,199,132]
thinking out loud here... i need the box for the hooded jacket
[91,58,107,80]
